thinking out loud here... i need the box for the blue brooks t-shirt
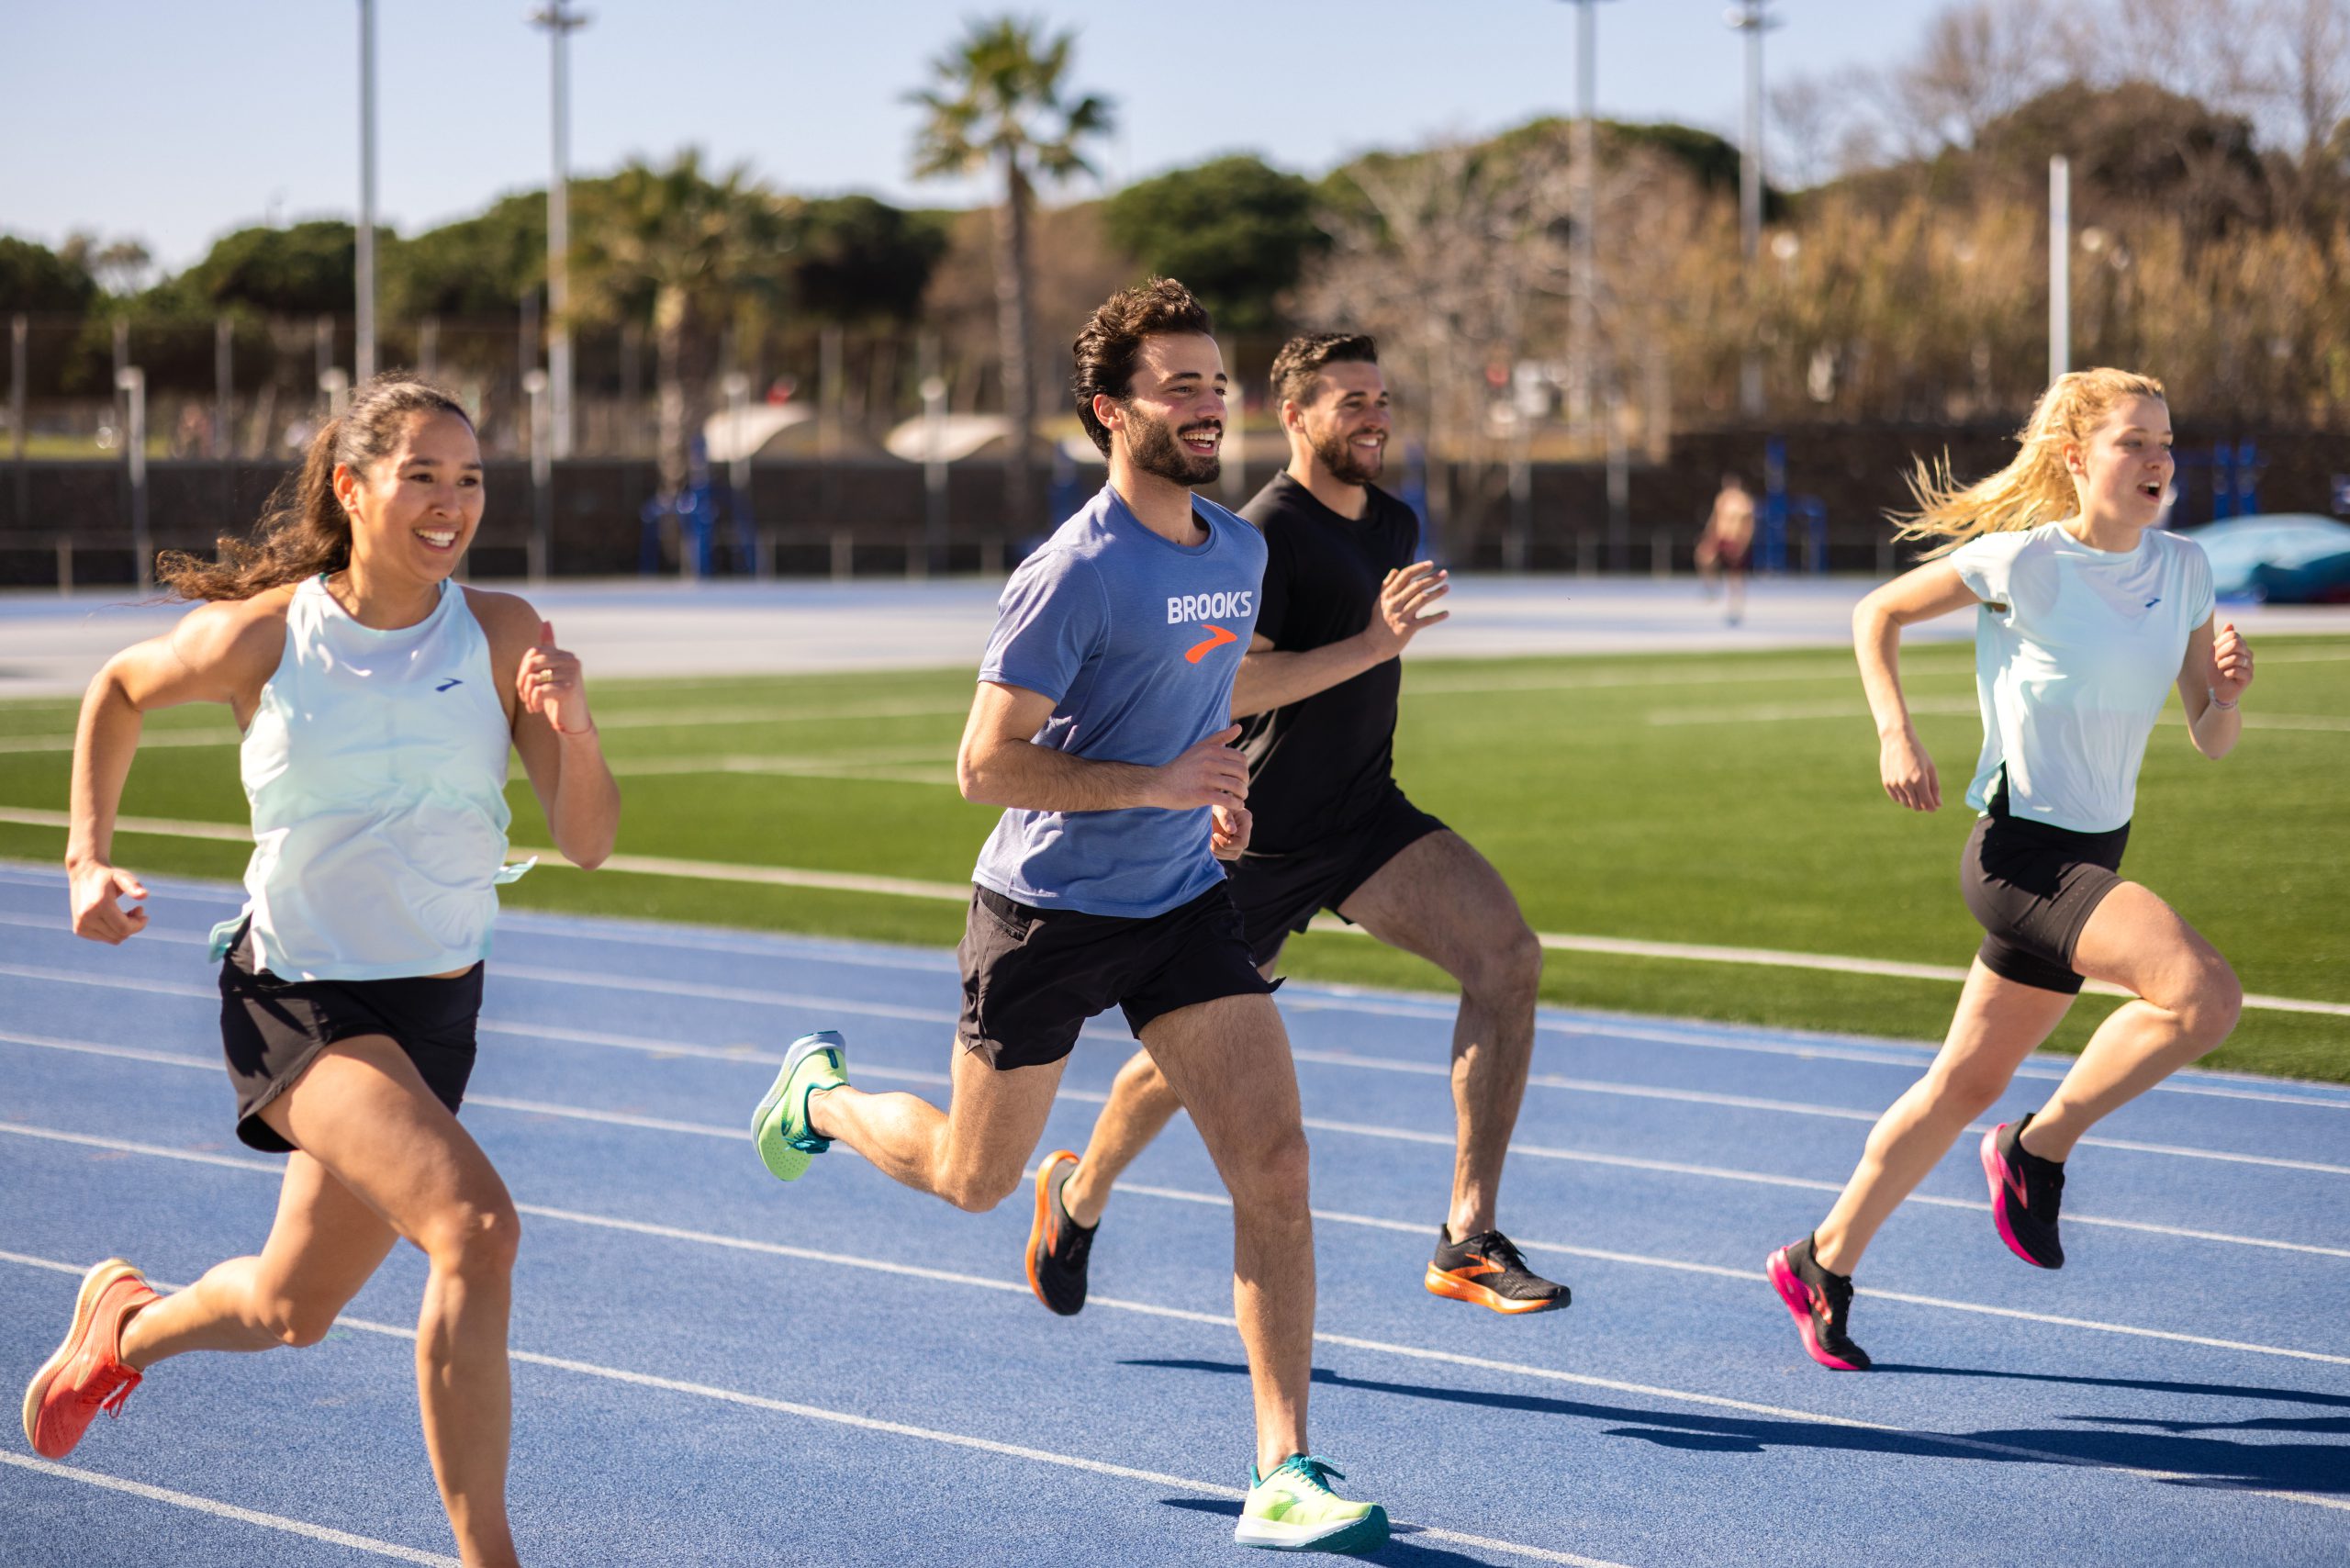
[971,484,1266,918]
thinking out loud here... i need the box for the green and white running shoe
[752,1031,848,1182]
[1234,1454,1389,1553]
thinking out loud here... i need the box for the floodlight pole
[919,334,949,577]
[524,369,552,580]
[2049,155,2070,384]
[531,3,590,460]
[356,0,376,383]
[116,368,151,593]
[1728,0,1778,417]
[1560,0,1619,443]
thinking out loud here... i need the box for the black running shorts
[218,920,484,1153]
[1226,788,1448,968]
[957,882,1277,1070]
[1959,799,2131,996]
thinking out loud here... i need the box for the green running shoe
[752,1031,848,1182]
[1234,1454,1389,1553]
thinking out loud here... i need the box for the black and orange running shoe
[1982,1114,2066,1269]
[1424,1226,1569,1316]
[1025,1150,1096,1317]
[1766,1234,1871,1371]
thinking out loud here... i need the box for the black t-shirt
[1237,473,1422,853]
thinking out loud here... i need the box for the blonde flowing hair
[1893,367,2166,556]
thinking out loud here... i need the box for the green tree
[787,196,951,325]
[567,151,793,522]
[909,16,1113,522]
[166,220,358,317]
[0,235,98,314]
[383,190,550,319]
[1102,155,1322,335]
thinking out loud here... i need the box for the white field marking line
[1650,696,1978,726]
[1398,657,1976,698]
[17,812,2346,1022]
[2,969,2340,1257]
[2,1195,2336,1528]
[605,749,953,783]
[0,728,240,755]
[0,1451,461,1567]
[0,1247,1613,1566]
[9,889,2341,1111]
[1285,1047,2350,1178]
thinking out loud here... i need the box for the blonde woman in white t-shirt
[22,376,620,1566]
[1765,369,2255,1372]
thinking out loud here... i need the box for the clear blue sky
[4,2,1936,273]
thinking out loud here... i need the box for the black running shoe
[1025,1150,1096,1316]
[1766,1234,1871,1371]
[1424,1226,1570,1315]
[1982,1114,2066,1269]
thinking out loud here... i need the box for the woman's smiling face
[337,409,485,582]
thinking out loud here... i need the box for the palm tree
[909,17,1113,529]
[568,151,793,545]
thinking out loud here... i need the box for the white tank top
[208,575,529,980]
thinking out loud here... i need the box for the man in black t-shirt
[1023,333,1567,1320]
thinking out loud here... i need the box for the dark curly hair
[1270,331,1378,411]
[1070,277,1215,456]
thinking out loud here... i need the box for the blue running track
[2,863,2345,1566]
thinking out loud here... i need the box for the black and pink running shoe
[1765,1235,1870,1371]
[1981,1115,2066,1269]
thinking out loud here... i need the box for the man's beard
[1126,406,1221,488]
[1312,424,1384,486]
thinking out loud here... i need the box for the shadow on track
[1123,1359,2350,1496]
[1158,1499,1502,1564]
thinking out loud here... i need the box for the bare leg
[1060,1048,1186,1227]
[1142,993,1315,1476]
[129,1036,522,1568]
[119,1154,397,1363]
[1337,831,1542,1239]
[809,1044,1063,1213]
[1810,963,2073,1275]
[2020,882,2242,1160]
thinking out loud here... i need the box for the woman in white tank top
[1765,370,2256,1372]
[31,375,619,1568]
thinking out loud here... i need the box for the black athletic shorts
[218,920,484,1153]
[957,882,1277,1070]
[1226,788,1448,968]
[1959,790,2131,996]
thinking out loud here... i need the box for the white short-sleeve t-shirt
[1947,521,2215,834]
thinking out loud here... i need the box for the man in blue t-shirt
[749,279,1388,1554]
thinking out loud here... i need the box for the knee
[262,1294,348,1350]
[1457,921,1543,1006]
[1225,1124,1312,1214]
[938,1161,1025,1215]
[2176,956,2243,1047]
[1921,1060,2010,1120]
[422,1199,522,1279]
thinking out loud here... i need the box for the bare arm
[956,680,1247,813]
[2175,617,2251,760]
[474,590,621,870]
[1229,560,1449,719]
[68,596,285,941]
[1853,561,1982,812]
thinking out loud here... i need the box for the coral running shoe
[1235,1454,1390,1553]
[1024,1150,1096,1317]
[1982,1114,2066,1269]
[22,1258,156,1458]
[1424,1226,1569,1316]
[752,1031,848,1182]
[1766,1235,1871,1372]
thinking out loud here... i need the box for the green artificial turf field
[3,639,2343,1082]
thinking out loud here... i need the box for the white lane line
[0,1450,460,1566]
[1649,697,1979,726]
[1288,1047,2350,1177]
[0,728,241,755]
[5,991,2341,1260]
[5,1200,2336,1525]
[8,1102,2350,1372]
[11,819,2343,1018]
[0,1246,1623,1567]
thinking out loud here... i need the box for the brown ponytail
[158,374,473,601]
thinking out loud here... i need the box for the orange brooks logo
[1184,624,1239,664]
